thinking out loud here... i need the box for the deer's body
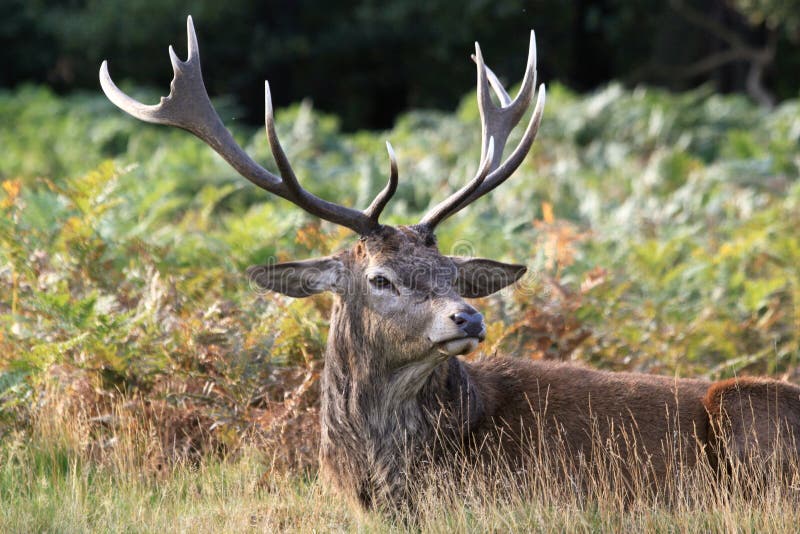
[321,321,800,511]
[462,358,713,470]
[101,17,800,517]
[320,350,714,509]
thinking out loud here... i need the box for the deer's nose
[450,309,486,340]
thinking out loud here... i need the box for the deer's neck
[320,303,444,435]
[319,302,483,508]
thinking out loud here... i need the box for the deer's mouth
[437,336,482,356]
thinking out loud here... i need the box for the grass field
[4,406,800,532]
[1,82,799,530]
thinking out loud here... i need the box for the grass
[4,397,800,532]
[0,445,345,532]
[0,392,346,533]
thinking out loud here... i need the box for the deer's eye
[369,275,394,290]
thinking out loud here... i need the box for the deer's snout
[450,309,486,340]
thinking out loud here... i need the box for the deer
[100,16,800,515]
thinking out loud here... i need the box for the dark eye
[369,275,394,290]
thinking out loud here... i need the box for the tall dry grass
[3,378,800,532]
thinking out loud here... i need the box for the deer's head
[100,16,545,367]
[247,225,525,363]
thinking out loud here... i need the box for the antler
[99,16,394,236]
[419,31,546,230]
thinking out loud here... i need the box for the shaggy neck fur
[319,298,484,511]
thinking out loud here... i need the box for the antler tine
[419,31,546,230]
[458,83,545,210]
[473,34,535,170]
[479,59,512,107]
[101,17,281,193]
[364,142,399,222]
[100,16,385,236]
[419,137,494,229]
[263,82,383,233]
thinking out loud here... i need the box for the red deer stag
[100,17,800,514]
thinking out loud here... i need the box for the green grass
[0,444,346,532]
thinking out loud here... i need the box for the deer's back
[464,358,712,476]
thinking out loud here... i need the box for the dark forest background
[3,0,799,130]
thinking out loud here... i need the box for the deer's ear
[450,257,526,298]
[247,257,345,298]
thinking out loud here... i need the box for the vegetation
[1,82,798,529]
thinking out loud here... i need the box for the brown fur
[465,359,712,479]
[704,377,800,473]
